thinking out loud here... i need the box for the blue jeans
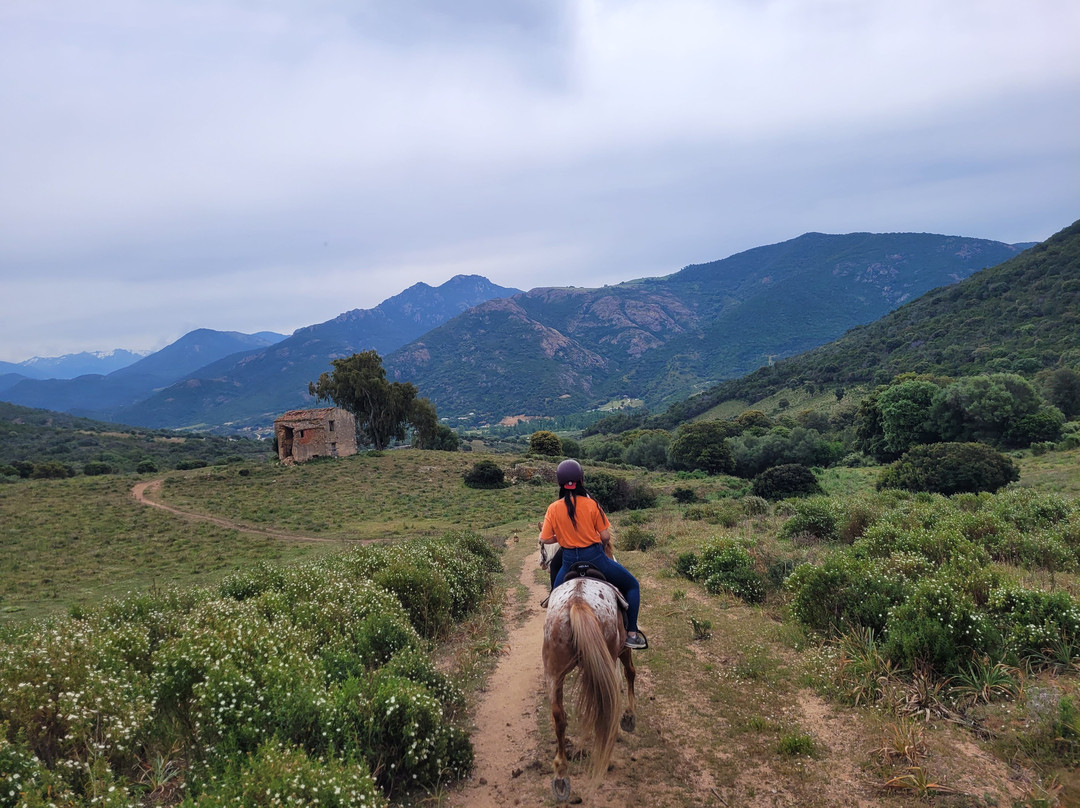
[553,543,641,633]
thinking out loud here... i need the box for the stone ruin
[274,407,357,464]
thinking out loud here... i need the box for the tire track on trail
[131,479,361,544]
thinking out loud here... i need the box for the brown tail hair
[569,600,621,779]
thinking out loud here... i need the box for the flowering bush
[677,538,765,604]
[779,497,839,542]
[0,531,496,805]
[787,491,1080,675]
[180,740,386,807]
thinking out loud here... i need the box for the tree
[877,379,940,454]
[877,442,1018,495]
[309,351,418,450]
[529,430,562,456]
[667,421,735,475]
[751,464,823,499]
[930,373,1043,445]
[1038,367,1080,419]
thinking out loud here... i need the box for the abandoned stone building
[274,407,357,463]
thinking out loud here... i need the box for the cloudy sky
[2,0,1079,364]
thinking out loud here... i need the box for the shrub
[362,672,473,791]
[587,471,656,512]
[671,486,698,503]
[836,495,883,543]
[780,497,838,543]
[751,464,822,499]
[987,585,1080,663]
[463,460,507,489]
[528,430,562,456]
[136,458,158,473]
[675,552,698,579]
[373,560,453,638]
[682,538,765,604]
[877,442,1019,495]
[30,461,76,479]
[83,461,115,476]
[742,495,771,516]
[620,525,656,551]
[0,531,495,806]
[883,576,993,673]
[181,741,386,808]
[625,479,659,510]
[175,459,208,470]
[787,555,911,635]
[683,501,741,527]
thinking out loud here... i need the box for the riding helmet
[556,459,584,489]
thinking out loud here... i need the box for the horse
[540,540,637,802]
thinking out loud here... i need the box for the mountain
[1,330,286,416]
[6,349,151,380]
[657,219,1080,423]
[385,232,1030,421]
[113,274,521,430]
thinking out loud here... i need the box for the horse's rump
[544,579,624,781]
[568,599,621,778]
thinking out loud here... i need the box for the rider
[539,459,647,650]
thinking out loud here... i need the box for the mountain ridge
[655,219,1080,424]
[386,231,1029,421]
[112,274,521,429]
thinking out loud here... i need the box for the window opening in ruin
[329,420,335,432]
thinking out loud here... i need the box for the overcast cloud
[2,0,1079,363]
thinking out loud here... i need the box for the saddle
[561,562,630,611]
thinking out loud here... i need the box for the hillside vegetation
[0,402,270,478]
[667,218,1080,421]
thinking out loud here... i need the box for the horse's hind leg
[550,675,572,801]
[619,647,637,733]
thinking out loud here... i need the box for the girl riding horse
[539,459,647,649]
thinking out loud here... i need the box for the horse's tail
[569,600,621,780]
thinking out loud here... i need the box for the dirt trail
[449,548,551,807]
[131,479,357,544]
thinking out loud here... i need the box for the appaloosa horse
[540,542,637,802]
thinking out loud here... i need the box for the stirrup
[540,594,550,608]
[624,631,648,650]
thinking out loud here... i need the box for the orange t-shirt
[540,495,611,549]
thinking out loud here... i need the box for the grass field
[4,445,1080,805]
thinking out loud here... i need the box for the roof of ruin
[274,407,342,425]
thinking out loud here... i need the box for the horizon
[2,1,1078,363]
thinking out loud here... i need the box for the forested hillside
[662,219,1080,423]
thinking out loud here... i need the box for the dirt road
[131,479,357,544]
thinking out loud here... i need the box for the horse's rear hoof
[621,712,636,733]
[553,776,571,802]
